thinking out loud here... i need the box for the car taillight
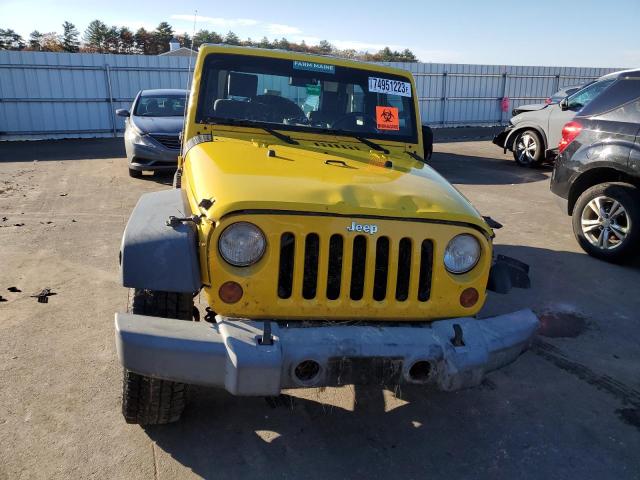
[558,121,582,153]
[544,98,552,105]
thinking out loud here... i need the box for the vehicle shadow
[144,244,640,479]
[0,138,125,162]
[428,151,552,186]
[136,170,175,186]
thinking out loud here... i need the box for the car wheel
[512,130,543,167]
[121,289,194,425]
[572,182,640,262]
[129,168,143,178]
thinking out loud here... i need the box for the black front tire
[512,129,543,167]
[572,182,640,263]
[129,168,143,178]
[122,289,194,425]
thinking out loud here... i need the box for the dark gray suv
[550,69,640,262]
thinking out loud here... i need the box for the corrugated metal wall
[0,51,192,140]
[383,62,619,126]
[0,51,620,140]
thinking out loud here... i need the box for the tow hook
[258,320,274,346]
[166,214,202,227]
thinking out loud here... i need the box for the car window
[595,98,640,123]
[567,80,614,110]
[134,95,187,117]
[580,78,640,120]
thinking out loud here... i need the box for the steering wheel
[330,112,377,132]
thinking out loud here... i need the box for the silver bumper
[115,310,539,396]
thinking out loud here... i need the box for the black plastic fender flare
[120,189,201,293]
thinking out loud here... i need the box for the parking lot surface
[1,137,639,479]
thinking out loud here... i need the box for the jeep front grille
[277,232,433,303]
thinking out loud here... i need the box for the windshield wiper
[406,150,426,163]
[201,116,298,145]
[353,136,389,154]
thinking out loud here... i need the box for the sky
[1,0,639,68]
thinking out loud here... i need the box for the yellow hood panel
[184,137,489,233]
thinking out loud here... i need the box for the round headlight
[444,234,481,274]
[218,222,266,267]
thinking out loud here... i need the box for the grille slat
[277,229,433,305]
[150,134,181,150]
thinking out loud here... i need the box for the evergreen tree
[317,40,333,54]
[258,36,271,49]
[61,21,79,52]
[224,31,240,45]
[84,20,108,52]
[118,27,135,54]
[152,22,174,54]
[193,29,222,49]
[0,29,25,50]
[134,28,152,54]
[28,30,43,50]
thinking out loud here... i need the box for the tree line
[0,20,418,62]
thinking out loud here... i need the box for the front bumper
[115,310,539,395]
[492,126,513,150]
[125,140,178,171]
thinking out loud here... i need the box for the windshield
[550,86,581,103]
[196,54,418,143]
[134,95,186,117]
[567,79,614,110]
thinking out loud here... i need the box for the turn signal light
[558,121,582,154]
[460,287,479,308]
[219,281,243,304]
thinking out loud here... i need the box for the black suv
[551,69,640,262]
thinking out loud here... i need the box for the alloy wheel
[580,195,630,250]
[515,133,537,164]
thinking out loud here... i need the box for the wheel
[512,130,543,167]
[128,168,143,178]
[572,183,640,262]
[121,289,194,425]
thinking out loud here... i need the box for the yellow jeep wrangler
[115,45,538,425]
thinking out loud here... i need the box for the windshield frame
[195,53,419,144]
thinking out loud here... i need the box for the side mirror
[559,98,569,111]
[115,109,130,117]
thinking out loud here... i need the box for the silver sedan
[116,89,188,178]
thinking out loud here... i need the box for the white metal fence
[0,51,621,141]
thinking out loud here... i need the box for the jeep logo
[347,221,378,235]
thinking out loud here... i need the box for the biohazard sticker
[376,106,400,130]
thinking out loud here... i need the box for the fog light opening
[408,361,432,383]
[294,360,321,384]
[219,281,243,304]
[460,287,479,308]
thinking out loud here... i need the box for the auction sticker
[368,77,411,97]
[376,106,400,130]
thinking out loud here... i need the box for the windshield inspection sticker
[376,106,400,130]
[293,60,335,74]
[368,77,412,97]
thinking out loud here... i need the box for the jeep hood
[184,138,490,233]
